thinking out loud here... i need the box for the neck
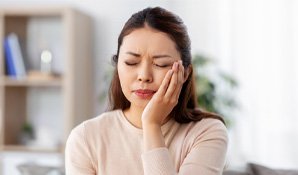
[123,106,144,129]
[123,106,172,129]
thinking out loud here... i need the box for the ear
[183,65,192,83]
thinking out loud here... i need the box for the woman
[65,7,228,175]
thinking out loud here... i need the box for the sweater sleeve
[141,120,228,175]
[142,147,176,175]
[65,123,96,175]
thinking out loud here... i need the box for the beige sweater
[65,109,228,175]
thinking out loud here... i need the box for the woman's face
[118,27,181,109]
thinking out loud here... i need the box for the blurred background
[0,0,297,175]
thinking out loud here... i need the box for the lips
[133,89,156,99]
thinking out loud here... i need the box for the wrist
[142,121,162,129]
[142,122,165,151]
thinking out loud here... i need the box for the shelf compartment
[2,145,62,153]
[3,86,26,145]
[1,76,63,87]
[2,86,64,152]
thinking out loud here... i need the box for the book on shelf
[3,33,27,78]
[3,36,17,77]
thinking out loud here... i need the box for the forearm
[142,123,176,175]
[143,123,166,151]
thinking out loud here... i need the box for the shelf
[2,145,62,153]
[0,6,69,16]
[1,76,63,87]
[0,5,93,163]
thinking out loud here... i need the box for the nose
[137,63,153,83]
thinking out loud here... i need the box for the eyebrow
[125,51,173,59]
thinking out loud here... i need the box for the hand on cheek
[141,60,184,126]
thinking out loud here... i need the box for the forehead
[120,27,178,54]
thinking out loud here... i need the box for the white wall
[228,0,298,169]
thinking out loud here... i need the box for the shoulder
[69,109,121,137]
[184,118,228,144]
[65,111,122,171]
[194,118,227,133]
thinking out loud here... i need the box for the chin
[131,99,150,108]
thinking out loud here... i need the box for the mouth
[133,89,156,99]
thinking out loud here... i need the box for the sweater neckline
[117,109,175,134]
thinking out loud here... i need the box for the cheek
[117,65,135,94]
[117,66,128,89]
[154,69,169,86]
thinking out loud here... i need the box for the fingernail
[175,62,178,69]
[179,60,183,66]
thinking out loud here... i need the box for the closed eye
[125,61,138,66]
[125,61,170,68]
[154,64,170,68]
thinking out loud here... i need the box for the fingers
[164,62,178,99]
[165,60,184,100]
[173,60,184,100]
[155,68,174,96]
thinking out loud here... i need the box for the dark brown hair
[108,7,225,124]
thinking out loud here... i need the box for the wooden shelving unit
[0,6,94,155]
[0,77,63,87]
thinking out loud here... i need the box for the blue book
[4,37,17,77]
[8,33,26,77]
[3,33,26,78]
